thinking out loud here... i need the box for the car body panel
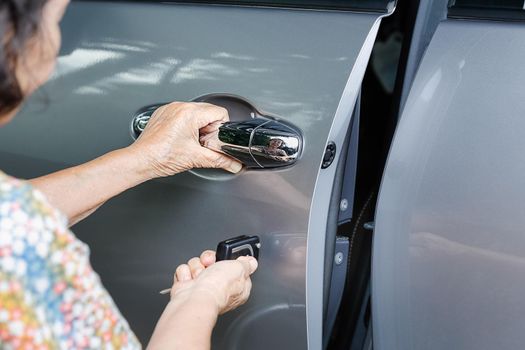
[0,1,388,348]
[373,19,525,350]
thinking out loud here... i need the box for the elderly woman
[0,0,258,348]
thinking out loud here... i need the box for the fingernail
[228,162,242,174]
[200,250,216,267]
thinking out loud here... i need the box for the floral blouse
[0,172,140,349]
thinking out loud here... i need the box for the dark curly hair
[0,0,47,115]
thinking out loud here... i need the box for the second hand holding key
[159,235,261,295]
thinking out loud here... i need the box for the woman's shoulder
[0,174,140,348]
[0,170,32,197]
[0,170,74,260]
[0,171,68,227]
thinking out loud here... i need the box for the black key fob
[216,235,261,261]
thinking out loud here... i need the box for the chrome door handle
[201,118,302,168]
[131,107,302,169]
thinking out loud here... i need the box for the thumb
[237,256,258,276]
[198,147,243,174]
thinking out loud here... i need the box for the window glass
[449,0,525,21]
[450,0,524,10]
[123,0,393,12]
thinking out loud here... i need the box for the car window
[450,0,524,10]
[449,0,525,21]
[91,0,394,12]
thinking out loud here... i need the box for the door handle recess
[131,105,302,169]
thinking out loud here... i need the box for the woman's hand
[148,251,258,350]
[171,250,258,314]
[130,102,243,178]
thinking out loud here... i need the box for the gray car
[1,0,524,349]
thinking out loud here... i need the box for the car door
[0,0,394,348]
[373,1,525,349]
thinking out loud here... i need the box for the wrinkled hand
[171,251,258,315]
[130,102,243,178]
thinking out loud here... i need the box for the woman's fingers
[200,120,224,135]
[197,147,243,174]
[177,251,217,282]
[188,257,205,278]
[175,264,192,282]
[172,256,259,315]
[199,132,222,152]
[177,254,256,283]
[236,256,258,276]
[200,250,216,267]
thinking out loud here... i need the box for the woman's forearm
[30,147,153,226]
[148,291,218,350]
[29,101,243,226]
